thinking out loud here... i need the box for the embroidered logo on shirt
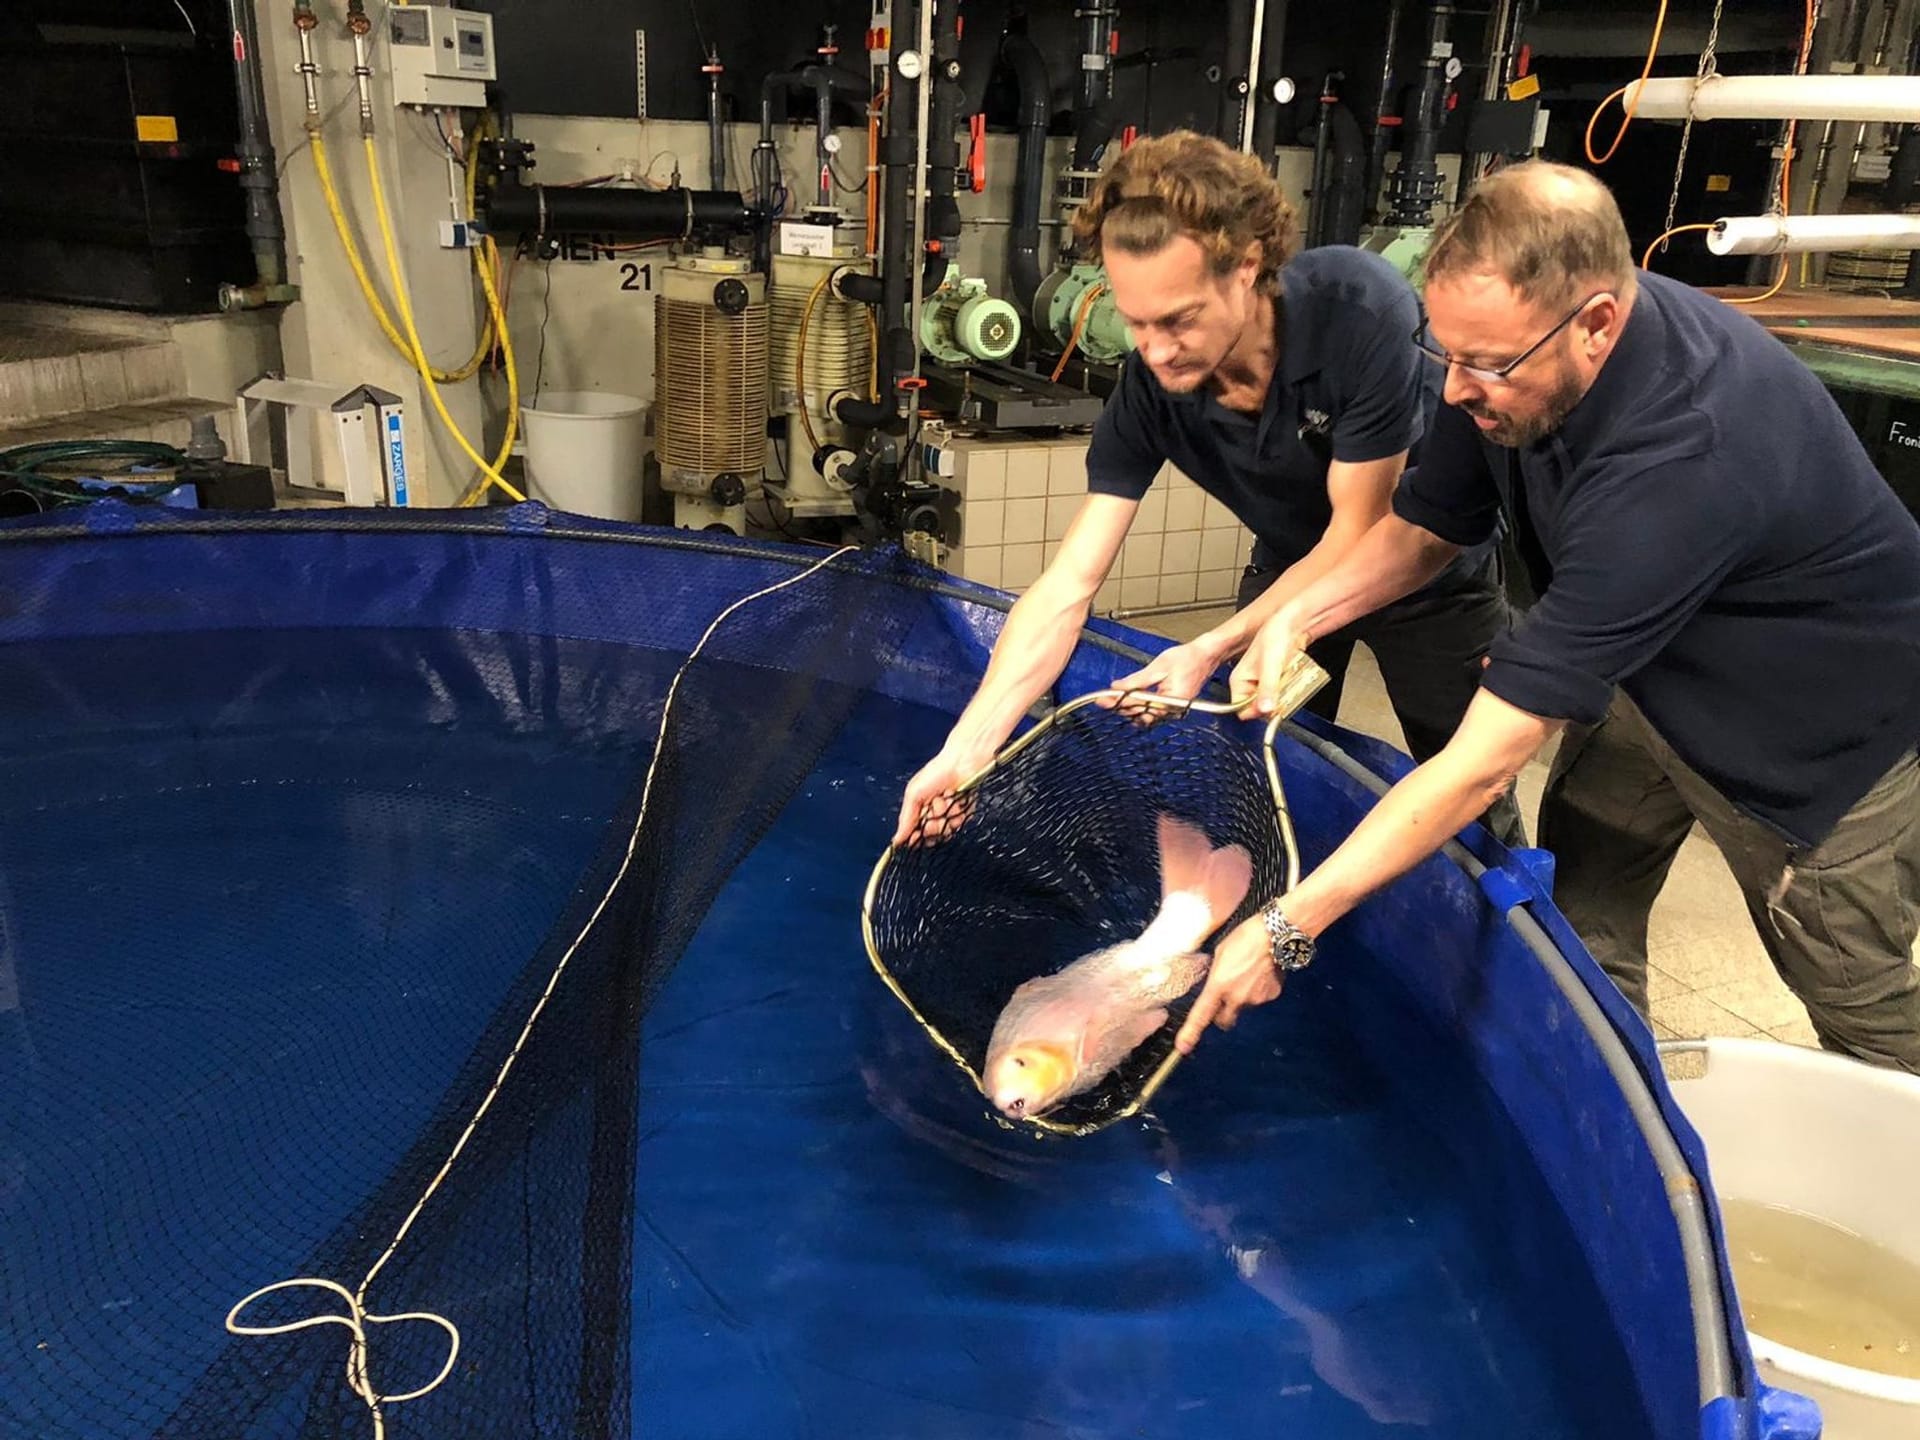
[1300,407,1332,437]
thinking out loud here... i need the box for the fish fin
[1135,951,1211,1006]
[1076,1004,1173,1089]
[1156,814,1255,938]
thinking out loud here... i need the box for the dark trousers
[1539,690,1920,1073]
[1238,547,1528,849]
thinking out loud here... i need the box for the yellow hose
[364,135,525,503]
[312,129,494,384]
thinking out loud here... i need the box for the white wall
[256,6,493,505]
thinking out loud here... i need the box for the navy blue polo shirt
[1087,246,1474,579]
[1395,269,1920,847]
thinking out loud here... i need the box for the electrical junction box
[389,6,496,109]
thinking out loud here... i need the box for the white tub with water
[1664,1037,1920,1437]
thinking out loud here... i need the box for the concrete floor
[1130,604,1871,1051]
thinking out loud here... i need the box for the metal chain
[1662,0,1729,243]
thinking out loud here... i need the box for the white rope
[226,545,861,1438]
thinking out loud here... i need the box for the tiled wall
[935,435,1254,611]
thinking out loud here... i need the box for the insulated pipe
[955,0,1009,116]
[1621,73,1920,123]
[1004,34,1052,310]
[1707,211,1920,255]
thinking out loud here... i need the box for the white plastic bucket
[1664,1038,1920,1437]
[519,391,647,522]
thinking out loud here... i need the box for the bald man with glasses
[1172,161,1920,1075]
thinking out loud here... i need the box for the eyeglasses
[1411,292,1610,385]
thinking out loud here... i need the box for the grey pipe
[218,0,297,310]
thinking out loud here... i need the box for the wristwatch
[1262,898,1316,973]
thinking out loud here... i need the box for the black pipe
[1220,0,1255,146]
[704,52,726,191]
[483,183,750,238]
[1365,0,1405,224]
[219,0,295,310]
[1386,0,1451,227]
[759,64,870,211]
[926,0,965,247]
[1004,34,1051,311]
[1248,0,1292,163]
[956,0,1009,116]
[1307,75,1338,248]
[1072,0,1119,179]
[1324,102,1368,246]
[834,249,945,308]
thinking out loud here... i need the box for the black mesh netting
[864,694,1301,1137]
[0,537,926,1440]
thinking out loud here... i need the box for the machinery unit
[655,250,770,533]
[920,265,1022,365]
[767,226,873,519]
[387,5,497,109]
[1032,262,1135,366]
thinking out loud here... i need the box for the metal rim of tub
[0,505,1740,1414]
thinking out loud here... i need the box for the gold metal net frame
[861,653,1331,1137]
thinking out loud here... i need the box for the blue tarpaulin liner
[0,503,1816,1439]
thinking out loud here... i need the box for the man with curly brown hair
[895,130,1523,848]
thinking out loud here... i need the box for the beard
[1461,370,1586,448]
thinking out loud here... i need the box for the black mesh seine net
[864,692,1310,1137]
[0,534,923,1440]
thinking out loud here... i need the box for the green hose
[0,439,192,509]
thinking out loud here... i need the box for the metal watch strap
[1262,897,1315,972]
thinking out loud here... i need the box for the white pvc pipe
[1622,73,1920,123]
[1707,212,1920,256]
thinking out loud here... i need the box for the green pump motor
[920,266,1023,364]
[1031,261,1135,365]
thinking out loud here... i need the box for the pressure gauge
[896,49,924,81]
[1444,56,1464,82]
[823,132,843,154]
[1271,76,1297,105]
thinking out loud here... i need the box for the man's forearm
[1278,694,1559,938]
[1197,514,1459,661]
[943,579,1094,762]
